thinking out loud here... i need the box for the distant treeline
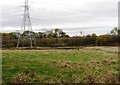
[1,27,120,48]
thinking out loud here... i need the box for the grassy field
[2,46,119,83]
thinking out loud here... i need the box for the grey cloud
[1,1,117,35]
[30,1,117,26]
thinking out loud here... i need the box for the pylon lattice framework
[17,0,36,47]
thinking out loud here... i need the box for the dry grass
[2,46,119,83]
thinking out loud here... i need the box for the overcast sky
[0,0,119,36]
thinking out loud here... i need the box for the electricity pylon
[17,0,36,47]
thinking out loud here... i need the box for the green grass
[2,47,119,83]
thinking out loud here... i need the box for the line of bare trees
[1,27,120,48]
